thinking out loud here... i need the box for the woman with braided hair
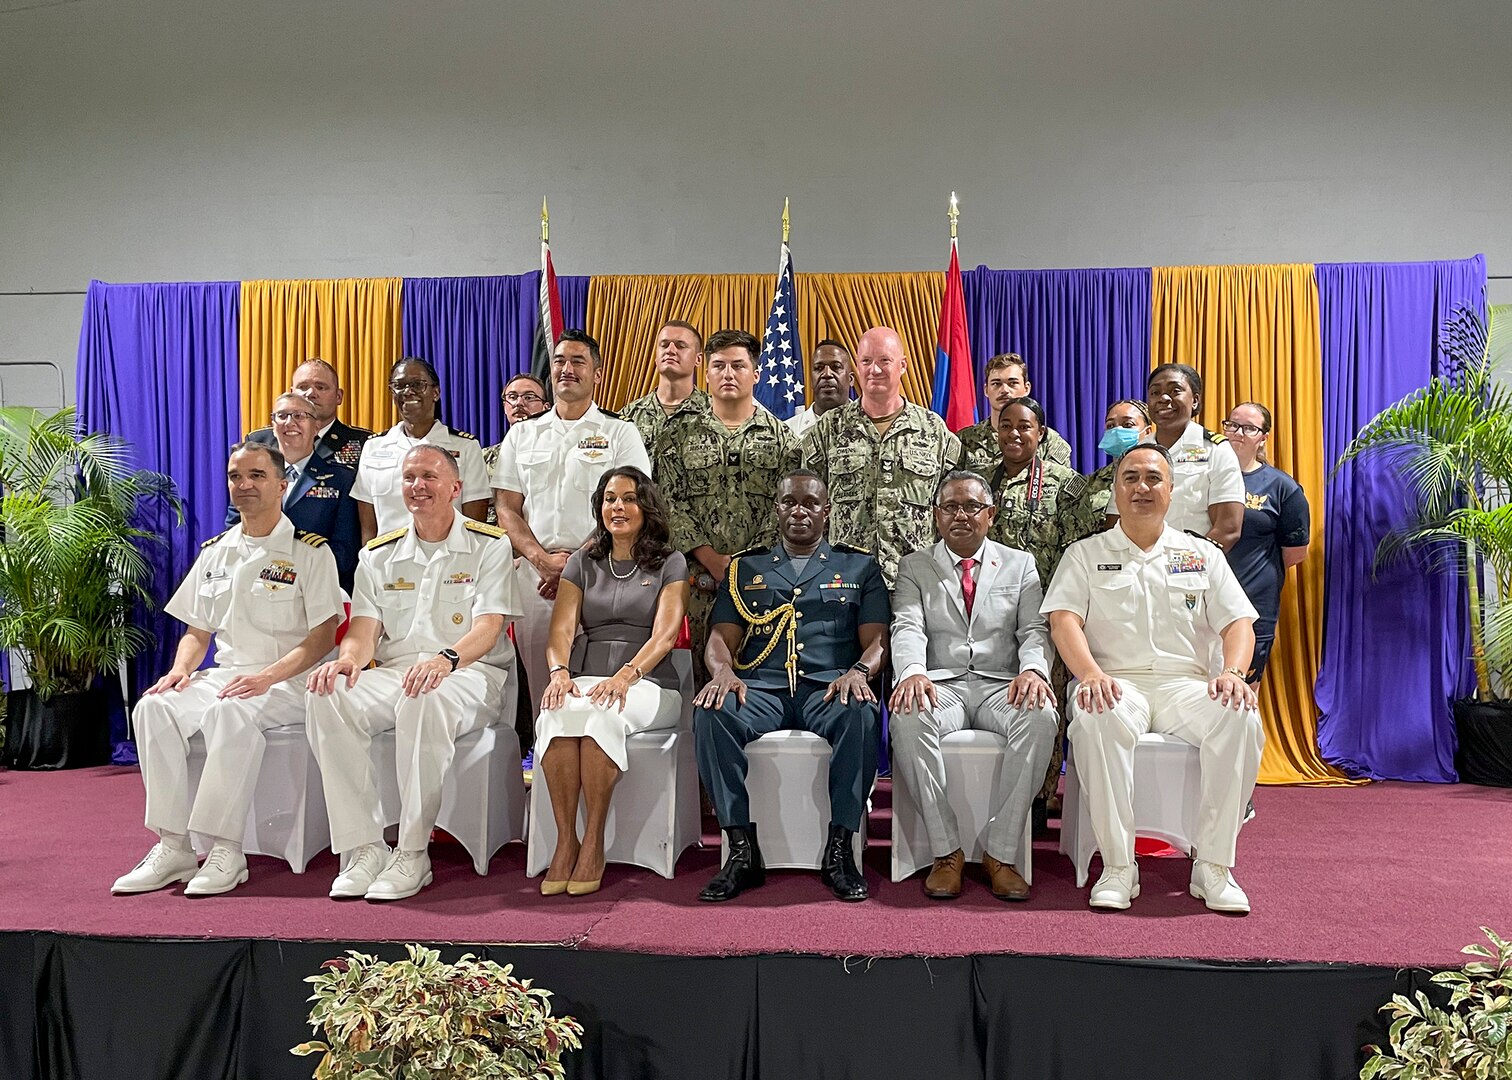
[534,466,689,897]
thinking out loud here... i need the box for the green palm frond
[0,406,182,700]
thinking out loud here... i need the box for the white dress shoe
[111,842,200,895]
[365,849,432,901]
[1189,860,1251,913]
[329,842,391,899]
[1089,864,1140,910]
[184,843,249,897]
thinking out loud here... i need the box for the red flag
[930,238,976,431]
[531,237,564,386]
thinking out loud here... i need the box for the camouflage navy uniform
[957,419,1073,477]
[799,401,962,589]
[620,388,711,457]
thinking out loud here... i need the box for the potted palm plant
[0,406,179,769]
[1339,304,1512,786]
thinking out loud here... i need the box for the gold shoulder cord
[726,556,799,693]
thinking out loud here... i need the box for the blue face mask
[1098,426,1141,458]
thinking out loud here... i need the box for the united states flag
[757,241,802,419]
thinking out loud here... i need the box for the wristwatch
[439,648,461,672]
[851,661,872,678]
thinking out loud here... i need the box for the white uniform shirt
[1041,524,1257,680]
[351,512,520,667]
[489,404,651,550]
[785,406,818,439]
[1122,421,1244,535]
[166,516,345,669]
[352,423,491,536]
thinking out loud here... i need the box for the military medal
[1185,594,1197,610]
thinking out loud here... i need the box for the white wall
[2,0,1509,405]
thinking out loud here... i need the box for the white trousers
[511,558,556,729]
[890,674,1057,863]
[306,660,508,854]
[133,666,307,842]
[1068,672,1263,868]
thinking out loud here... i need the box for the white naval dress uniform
[135,517,344,843]
[488,403,650,719]
[351,422,492,536]
[785,405,818,440]
[1114,422,1244,535]
[306,513,520,854]
[1041,524,1263,868]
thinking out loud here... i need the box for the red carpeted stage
[2,765,1508,1079]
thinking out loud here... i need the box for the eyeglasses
[936,502,992,518]
[271,410,317,424]
[1221,420,1266,437]
[504,391,544,404]
[389,380,436,395]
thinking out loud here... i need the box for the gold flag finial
[948,191,960,240]
[782,197,790,245]
[541,197,549,244]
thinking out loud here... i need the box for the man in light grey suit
[888,470,1058,901]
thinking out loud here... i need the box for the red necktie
[959,557,977,617]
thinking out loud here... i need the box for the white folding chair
[370,679,528,875]
[721,730,866,869]
[525,650,701,879]
[1059,731,1202,887]
[890,729,1034,883]
[185,725,330,873]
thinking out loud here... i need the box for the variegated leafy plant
[292,944,583,1079]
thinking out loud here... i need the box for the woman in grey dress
[536,466,689,896]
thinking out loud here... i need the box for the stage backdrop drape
[238,278,404,435]
[961,267,1151,472]
[75,280,242,756]
[1313,257,1486,782]
[1150,264,1353,785]
[400,273,592,448]
[584,272,947,412]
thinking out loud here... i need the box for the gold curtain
[1151,264,1360,785]
[239,278,405,434]
[584,272,946,411]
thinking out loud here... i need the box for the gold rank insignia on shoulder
[200,529,230,549]
[366,527,407,550]
[463,520,506,539]
[449,427,475,440]
[295,529,328,547]
[384,576,416,591]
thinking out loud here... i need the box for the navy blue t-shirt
[1227,464,1310,639]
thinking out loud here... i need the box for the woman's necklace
[608,555,639,580]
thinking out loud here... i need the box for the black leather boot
[698,824,766,902]
[819,822,868,902]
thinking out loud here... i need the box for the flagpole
[948,191,959,242]
[541,197,549,244]
[782,197,790,245]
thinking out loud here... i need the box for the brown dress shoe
[981,853,1030,901]
[923,848,965,899]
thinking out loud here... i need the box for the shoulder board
[447,426,476,441]
[200,529,230,549]
[732,545,771,559]
[1181,530,1216,546]
[347,426,374,438]
[295,529,328,548]
[366,527,408,550]
[599,408,622,419]
[831,542,872,555]
[1203,428,1228,443]
[464,520,506,539]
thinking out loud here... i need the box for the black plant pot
[1,687,112,770]
[1452,698,1512,788]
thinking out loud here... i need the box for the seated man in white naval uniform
[1042,444,1263,914]
[306,444,519,901]
[112,441,344,897]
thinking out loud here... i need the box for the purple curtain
[1314,256,1487,782]
[75,280,242,760]
[401,274,589,446]
[961,267,1151,472]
